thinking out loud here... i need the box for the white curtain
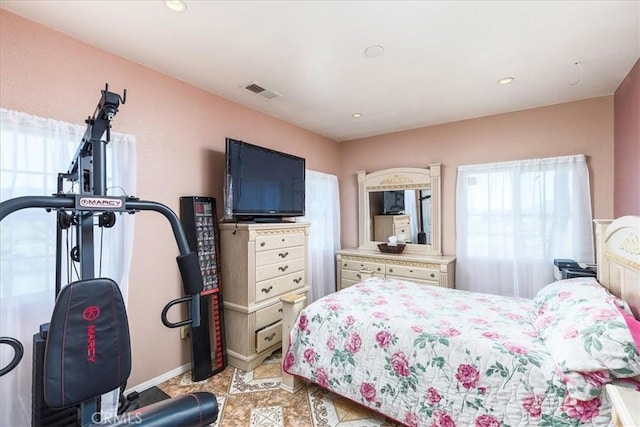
[456,154,593,298]
[0,108,136,425]
[300,170,340,303]
[404,191,418,243]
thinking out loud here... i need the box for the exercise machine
[0,84,218,426]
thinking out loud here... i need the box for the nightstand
[605,384,640,427]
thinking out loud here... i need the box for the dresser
[336,249,455,290]
[373,214,410,242]
[219,222,310,371]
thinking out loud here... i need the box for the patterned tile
[307,386,399,427]
[228,365,282,394]
[334,397,376,422]
[249,405,284,427]
[156,354,396,427]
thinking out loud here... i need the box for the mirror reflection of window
[404,191,418,243]
[420,190,432,244]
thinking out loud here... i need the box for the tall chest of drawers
[336,249,455,291]
[219,222,309,371]
[373,214,410,242]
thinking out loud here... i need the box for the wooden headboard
[595,216,640,319]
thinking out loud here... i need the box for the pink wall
[614,59,640,217]
[0,10,340,387]
[339,97,615,255]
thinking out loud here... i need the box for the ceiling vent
[242,82,281,100]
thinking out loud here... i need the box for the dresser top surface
[337,248,455,263]
[219,221,310,230]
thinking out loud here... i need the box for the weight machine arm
[0,196,203,326]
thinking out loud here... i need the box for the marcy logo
[79,197,123,208]
[83,306,100,321]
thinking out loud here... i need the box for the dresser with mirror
[336,164,456,290]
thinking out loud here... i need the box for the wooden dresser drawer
[256,233,306,252]
[385,264,439,281]
[256,245,305,266]
[256,257,305,282]
[341,259,385,274]
[342,269,368,282]
[255,271,305,303]
[255,321,282,353]
[340,279,360,289]
[255,302,283,330]
[394,218,410,228]
[394,225,409,236]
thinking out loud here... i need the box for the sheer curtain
[0,108,136,425]
[300,170,340,303]
[456,155,593,298]
[404,191,418,243]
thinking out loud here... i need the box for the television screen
[224,138,305,221]
[382,190,405,215]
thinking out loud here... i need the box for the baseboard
[124,361,192,395]
[124,351,219,395]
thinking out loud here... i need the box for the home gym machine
[0,84,218,426]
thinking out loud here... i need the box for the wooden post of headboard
[594,216,640,319]
[280,293,307,393]
[594,219,613,289]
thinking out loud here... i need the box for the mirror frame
[357,164,442,255]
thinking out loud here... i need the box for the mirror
[369,189,432,244]
[357,165,442,255]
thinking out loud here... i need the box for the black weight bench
[42,277,218,426]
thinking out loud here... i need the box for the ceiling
[2,1,639,142]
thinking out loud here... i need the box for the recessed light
[364,45,384,58]
[498,77,515,85]
[352,113,363,118]
[165,0,187,12]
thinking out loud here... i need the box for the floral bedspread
[283,277,612,426]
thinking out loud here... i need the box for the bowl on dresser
[377,243,406,254]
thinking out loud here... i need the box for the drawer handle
[377,267,381,271]
[431,273,435,278]
[281,238,285,242]
[293,277,302,284]
[260,242,266,247]
[264,333,277,342]
[343,263,347,267]
[279,252,289,258]
[279,265,289,272]
[356,274,360,278]
[278,308,283,313]
[409,270,413,273]
[261,286,273,294]
[389,268,393,273]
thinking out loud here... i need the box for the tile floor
[157,352,400,427]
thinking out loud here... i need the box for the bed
[280,216,640,426]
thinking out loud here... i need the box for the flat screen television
[382,190,405,215]
[224,138,305,221]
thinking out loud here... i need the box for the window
[0,108,136,426]
[456,155,593,298]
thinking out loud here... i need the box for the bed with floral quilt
[283,276,640,426]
